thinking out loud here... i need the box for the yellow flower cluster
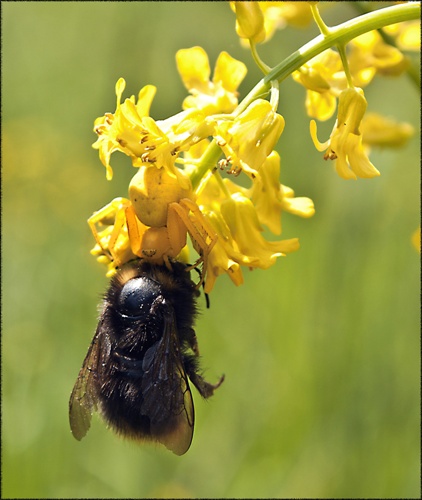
[292,30,411,124]
[91,46,314,292]
[89,2,419,289]
[229,2,416,181]
[194,149,313,292]
[291,26,416,180]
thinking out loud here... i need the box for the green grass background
[2,2,420,498]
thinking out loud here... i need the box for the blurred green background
[2,2,420,498]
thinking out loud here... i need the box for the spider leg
[125,204,146,257]
[88,197,130,266]
[168,199,217,287]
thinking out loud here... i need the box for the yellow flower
[293,32,409,121]
[195,170,303,292]
[89,197,138,277]
[231,1,313,45]
[201,191,300,293]
[281,184,316,219]
[260,1,313,32]
[176,47,247,115]
[361,112,414,149]
[310,87,380,180]
[248,151,315,234]
[215,99,285,178]
[93,77,210,180]
[348,31,408,83]
[230,1,266,43]
[203,209,245,294]
[292,49,347,121]
[385,21,421,52]
[91,234,136,278]
[220,192,300,269]
[93,79,156,179]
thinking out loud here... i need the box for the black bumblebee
[69,260,224,455]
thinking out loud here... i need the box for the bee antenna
[192,265,211,309]
[204,291,210,309]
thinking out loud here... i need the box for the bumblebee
[69,260,223,455]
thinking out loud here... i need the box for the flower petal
[213,51,247,92]
[176,47,211,91]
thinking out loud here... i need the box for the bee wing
[69,317,109,440]
[141,302,194,456]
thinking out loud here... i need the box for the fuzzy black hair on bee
[69,260,223,455]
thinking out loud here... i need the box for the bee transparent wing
[141,300,194,456]
[69,318,109,440]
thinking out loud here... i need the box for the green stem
[249,40,271,75]
[310,3,331,36]
[337,44,354,88]
[213,169,231,198]
[190,2,420,189]
[190,138,222,190]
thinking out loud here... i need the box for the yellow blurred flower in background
[292,49,346,121]
[411,227,420,253]
[361,112,414,149]
[385,20,421,51]
[348,30,409,83]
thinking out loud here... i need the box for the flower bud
[231,1,266,43]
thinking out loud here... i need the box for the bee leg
[185,328,200,356]
[163,254,173,272]
[188,369,225,399]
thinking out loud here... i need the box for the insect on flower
[69,163,223,454]
[88,165,218,287]
[69,260,224,455]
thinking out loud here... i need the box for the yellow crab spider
[88,167,217,286]
[88,197,136,268]
[125,197,217,285]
